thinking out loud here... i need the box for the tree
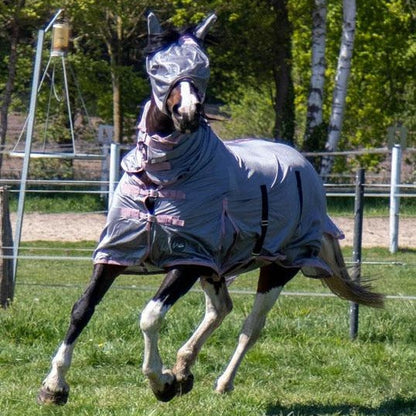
[270,0,295,140]
[303,0,327,153]
[0,1,58,172]
[65,0,161,143]
[342,0,416,151]
[1,0,414,167]
[320,0,356,179]
[293,0,415,172]
[171,0,296,142]
[0,1,24,173]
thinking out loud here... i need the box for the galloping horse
[38,13,383,405]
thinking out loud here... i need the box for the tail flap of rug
[300,258,333,278]
[301,216,344,278]
[325,215,345,240]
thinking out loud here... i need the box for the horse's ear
[194,13,217,40]
[147,11,162,36]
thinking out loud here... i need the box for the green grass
[8,192,106,213]
[326,196,416,217]
[1,243,415,415]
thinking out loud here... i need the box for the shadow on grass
[397,248,416,255]
[266,396,416,415]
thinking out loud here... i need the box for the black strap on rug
[295,170,303,218]
[252,184,269,256]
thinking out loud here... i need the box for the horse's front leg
[139,266,205,402]
[38,264,125,405]
[172,274,232,390]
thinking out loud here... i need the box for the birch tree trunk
[320,0,356,180]
[303,0,327,154]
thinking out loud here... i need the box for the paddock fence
[0,145,415,309]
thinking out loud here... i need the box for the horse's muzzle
[172,103,202,133]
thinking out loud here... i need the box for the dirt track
[9,212,415,248]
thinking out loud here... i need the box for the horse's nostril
[172,104,180,115]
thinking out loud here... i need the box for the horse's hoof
[176,373,194,396]
[215,378,234,394]
[153,380,178,402]
[37,387,69,405]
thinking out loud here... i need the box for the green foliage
[0,244,415,415]
[27,159,74,180]
[66,54,113,121]
[9,191,105,213]
[214,84,275,140]
[344,1,415,150]
[291,0,416,156]
[326,196,416,217]
[1,0,415,170]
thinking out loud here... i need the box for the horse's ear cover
[147,11,162,36]
[147,12,217,39]
[194,14,217,40]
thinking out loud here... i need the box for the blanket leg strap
[252,184,268,256]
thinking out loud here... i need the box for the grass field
[1,244,415,415]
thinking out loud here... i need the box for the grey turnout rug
[94,102,343,278]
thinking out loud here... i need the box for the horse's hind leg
[140,266,206,402]
[172,273,233,394]
[215,263,299,394]
[38,264,125,405]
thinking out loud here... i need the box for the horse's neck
[145,99,174,136]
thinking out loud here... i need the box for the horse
[38,12,384,405]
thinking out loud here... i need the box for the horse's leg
[172,273,233,393]
[140,266,209,402]
[38,264,125,405]
[215,263,299,394]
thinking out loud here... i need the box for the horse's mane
[145,26,197,56]
[145,25,216,57]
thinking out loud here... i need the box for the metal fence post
[350,168,365,340]
[13,10,63,285]
[389,144,402,254]
[13,29,44,284]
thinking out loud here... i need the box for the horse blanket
[93,102,344,278]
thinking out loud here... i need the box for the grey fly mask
[146,12,216,114]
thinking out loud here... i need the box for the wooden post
[0,187,14,307]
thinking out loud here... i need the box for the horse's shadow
[265,396,416,415]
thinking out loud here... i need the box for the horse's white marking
[41,342,74,393]
[216,286,283,393]
[140,299,175,390]
[173,275,232,381]
[140,299,169,332]
[178,81,199,118]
